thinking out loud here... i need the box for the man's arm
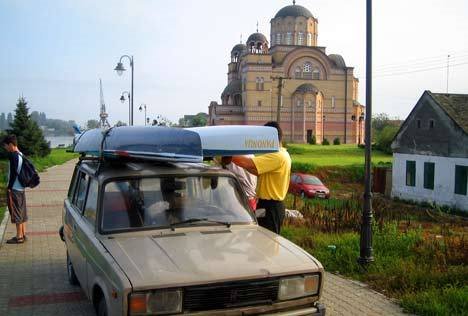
[232,156,258,176]
[7,153,17,189]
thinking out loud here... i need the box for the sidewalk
[0,159,407,315]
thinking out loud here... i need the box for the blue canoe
[73,126,203,163]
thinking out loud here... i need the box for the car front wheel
[67,252,79,285]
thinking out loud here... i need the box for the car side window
[83,179,98,225]
[73,172,89,212]
[68,167,79,200]
[297,176,303,184]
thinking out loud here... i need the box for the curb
[0,209,10,248]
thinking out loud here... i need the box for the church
[208,1,365,144]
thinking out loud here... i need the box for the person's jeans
[256,199,285,234]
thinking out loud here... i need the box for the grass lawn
[283,192,468,316]
[0,148,78,222]
[287,143,392,166]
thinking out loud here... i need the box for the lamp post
[114,55,134,126]
[139,104,147,126]
[358,0,374,266]
[120,91,131,125]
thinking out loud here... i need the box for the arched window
[234,94,242,106]
[242,78,247,91]
[286,32,292,45]
[276,33,281,45]
[307,33,312,46]
[259,77,265,90]
[297,32,304,45]
[303,62,312,73]
[256,77,261,91]
[312,69,320,80]
[294,67,301,79]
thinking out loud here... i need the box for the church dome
[274,4,314,19]
[221,79,242,98]
[247,32,268,44]
[328,54,346,68]
[231,43,246,55]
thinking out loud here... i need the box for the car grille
[183,278,279,312]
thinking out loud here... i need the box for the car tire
[67,253,79,286]
[97,297,108,316]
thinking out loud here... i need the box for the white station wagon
[60,126,326,316]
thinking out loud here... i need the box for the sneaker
[6,236,24,244]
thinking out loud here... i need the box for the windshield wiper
[170,218,231,230]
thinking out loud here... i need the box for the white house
[391,91,468,211]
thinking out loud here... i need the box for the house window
[276,33,281,44]
[423,162,435,190]
[257,100,262,107]
[429,120,434,129]
[259,77,264,90]
[256,77,260,90]
[331,96,336,108]
[417,119,421,128]
[297,32,304,45]
[454,165,468,195]
[406,160,416,187]
[286,32,292,45]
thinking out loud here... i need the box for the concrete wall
[392,153,468,211]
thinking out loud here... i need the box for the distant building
[391,91,468,211]
[208,1,364,144]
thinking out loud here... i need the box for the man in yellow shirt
[232,122,291,234]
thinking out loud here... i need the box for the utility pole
[271,76,291,123]
[446,54,450,93]
[358,0,374,267]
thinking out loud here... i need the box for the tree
[191,113,207,127]
[0,113,6,130]
[7,97,50,157]
[114,120,127,127]
[7,112,13,128]
[86,119,100,129]
[375,125,399,154]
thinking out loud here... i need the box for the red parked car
[289,173,330,199]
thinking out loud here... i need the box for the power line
[373,50,468,70]
[374,55,468,73]
[371,61,468,78]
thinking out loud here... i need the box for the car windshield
[101,176,254,232]
[303,176,323,185]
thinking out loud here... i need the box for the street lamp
[139,104,147,126]
[120,91,131,125]
[114,55,134,125]
[358,0,374,266]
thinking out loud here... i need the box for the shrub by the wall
[333,137,341,145]
[322,138,330,145]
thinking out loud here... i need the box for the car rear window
[101,176,254,232]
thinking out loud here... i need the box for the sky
[0,0,467,126]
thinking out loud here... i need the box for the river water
[45,136,75,148]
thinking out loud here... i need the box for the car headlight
[129,290,182,315]
[278,275,320,301]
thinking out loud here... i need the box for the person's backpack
[17,153,40,188]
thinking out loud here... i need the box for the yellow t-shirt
[252,147,291,201]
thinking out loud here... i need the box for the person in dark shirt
[2,135,28,244]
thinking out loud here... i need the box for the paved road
[0,159,407,315]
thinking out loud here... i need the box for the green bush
[322,138,330,145]
[333,137,341,145]
[375,125,399,154]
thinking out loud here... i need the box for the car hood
[100,226,322,290]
